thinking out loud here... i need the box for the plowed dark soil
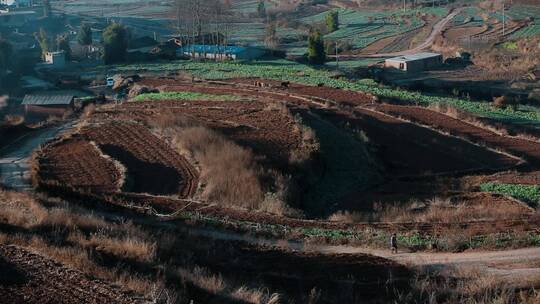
[96,93,308,168]
[0,245,139,304]
[374,104,540,167]
[81,123,198,197]
[38,138,122,193]
[317,107,518,176]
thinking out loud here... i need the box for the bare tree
[173,0,232,60]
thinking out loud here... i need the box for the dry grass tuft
[0,190,156,295]
[328,196,528,224]
[402,265,540,304]
[289,114,320,164]
[327,210,368,223]
[3,114,25,126]
[172,126,265,210]
[70,232,156,262]
[178,266,281,304]
[0,95,8,111]
[375,197,527,223]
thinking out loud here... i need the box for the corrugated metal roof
[22,94,74,106]
[386,52,441,62]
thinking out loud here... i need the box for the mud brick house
[22,94,75,116]
[385,52,442,72]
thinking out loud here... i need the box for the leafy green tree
[307,30,325,64]
[102,23,128,65]
[56,35,71,60]
[34,28,50,60]
[257,0,266,18]
[77,23,93,47]
[325,10,339,33]
[0,39,13,75]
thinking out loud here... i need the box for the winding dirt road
[335,8,464,60]
[180,225,540,287]
[0,123,71,191]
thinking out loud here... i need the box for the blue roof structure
[178,45,252,55]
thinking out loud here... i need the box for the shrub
[103,23,128,65]
[325,11,339,33]
[307,31,326,64]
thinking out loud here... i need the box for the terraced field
[0,245,139,304]
[301,7,448,49]
[36,123,199,197]
[37,138,123,193]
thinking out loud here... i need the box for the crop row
[109,60,540,124]
[301,8,448,49]
[511,22,540,38]
[133,91,241,102]
[480,182,540,208]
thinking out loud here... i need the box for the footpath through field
[0,123,72,191]
[182,225,540,287]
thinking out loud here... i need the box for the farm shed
[177,45,267,60]
[385,52,442,72]
[44,51,67,68]
[22,94,75,116]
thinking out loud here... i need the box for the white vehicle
[106,77,114,87]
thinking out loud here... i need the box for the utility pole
[502,0,506,36]
[335,41,339,70]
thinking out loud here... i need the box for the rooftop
[0,10,36,16]
[178,45,259,55]
[47,51,65,55]
[386,52,441,62]
[22,94,74,106]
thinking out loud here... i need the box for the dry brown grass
[177,266,280,304]
[172,126,265,210]
[472,36,540,81]
[328,196,528,224]
[0,190,156,295]
[377,197,528,223]
[3,114,25,126]
[401,265,540,304]
[0,95,7,111]
[0,189,290,302]
[327,210,368,223]
[149,111,298,214]
[69,232,156,262]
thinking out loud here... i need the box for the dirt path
[336,8,463,59]
[182,225,540,287]
[0,123,72,191]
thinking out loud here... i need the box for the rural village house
[385,52,442,72]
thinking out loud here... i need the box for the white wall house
[385,53,443,73]
[0,0,33,7]
[45,51,66,68]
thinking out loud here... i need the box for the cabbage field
[107,59,540,124]
[301,7,449,49]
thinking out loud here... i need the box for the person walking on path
[390,233,398,254]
